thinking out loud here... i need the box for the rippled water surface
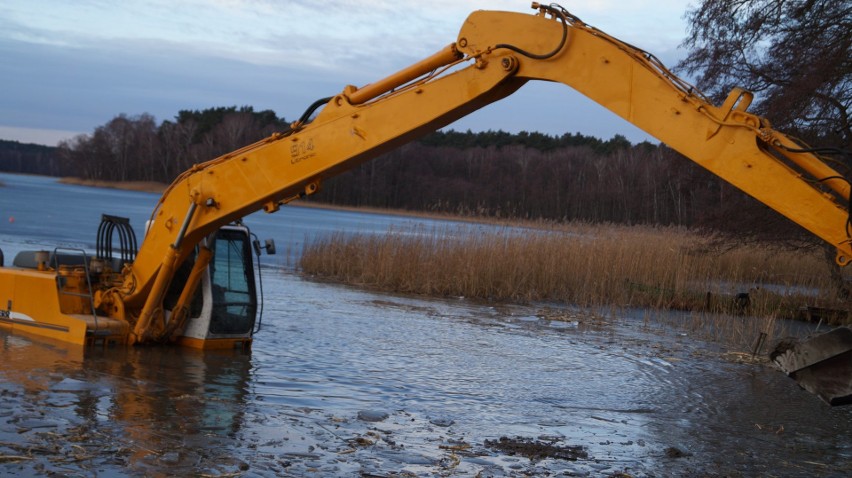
[1,173,851,476]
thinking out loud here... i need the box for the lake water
[1,172,850,477]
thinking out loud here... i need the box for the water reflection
[0,332,252,476]
[2,273,852,476]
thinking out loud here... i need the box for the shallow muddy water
[2,271,852,477]
[1,173,851,476]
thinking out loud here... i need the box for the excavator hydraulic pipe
[769,135,851,202]
[346,43,463,105]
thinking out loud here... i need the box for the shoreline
[57,177,169,194]
[52,175,588,231]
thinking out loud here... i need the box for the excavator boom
[133,5,852,298]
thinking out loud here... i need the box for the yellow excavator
[0,3,849,404]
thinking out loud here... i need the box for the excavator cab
[165,224,260,349]
[207,226,258,336]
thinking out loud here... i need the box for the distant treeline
[0,106,791,234]
[320,134,768,230]
[0,140,64,176]
[56,106,290,183]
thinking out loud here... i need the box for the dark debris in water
[484,436,588,461]
[428,417,455,427]
[664,446,691,458]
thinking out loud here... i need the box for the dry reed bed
[300,223,835,323]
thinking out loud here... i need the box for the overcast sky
[0,0,692,146]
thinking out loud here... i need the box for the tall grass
[300,223,840,323]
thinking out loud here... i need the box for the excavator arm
[117,3,851,345]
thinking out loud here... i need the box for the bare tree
[213,112,256,153]
[678,0,851,146]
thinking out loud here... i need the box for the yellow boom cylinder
[131,246,178,343]
[346,43,463,105]
[165,245,213,341]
